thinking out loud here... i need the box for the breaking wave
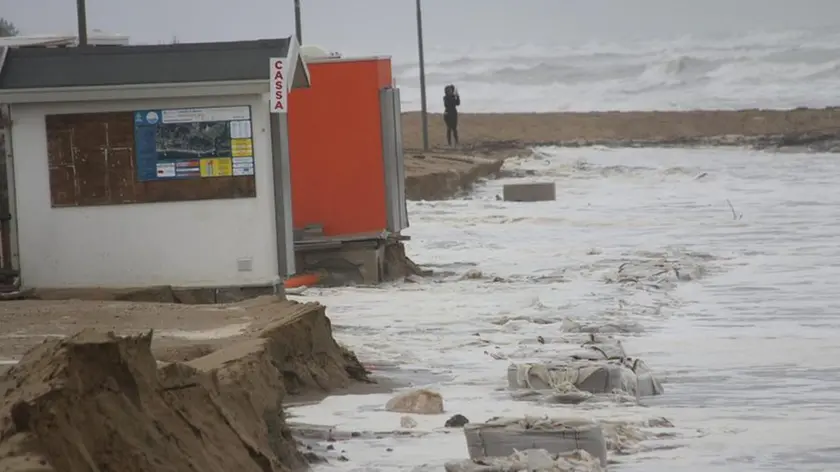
[395,29,840,112]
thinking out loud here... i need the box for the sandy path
[0,297,318,362]
[401,108,840,149]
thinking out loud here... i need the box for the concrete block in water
[502,182,556,202]
[463,416,607,467]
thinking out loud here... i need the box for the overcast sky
[3,0,840,62]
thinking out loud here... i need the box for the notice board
[45,106,257,208]
[134,106,256,181]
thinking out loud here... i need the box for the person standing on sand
[443,84,460,147]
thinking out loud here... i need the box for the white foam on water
[290,146,840,471]
[156,322,251,341]
[395,28,840,112]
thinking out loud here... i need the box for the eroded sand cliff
[0,298,371,472]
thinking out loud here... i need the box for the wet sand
[403,152,510,200]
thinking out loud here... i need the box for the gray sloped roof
[0,38,299,90]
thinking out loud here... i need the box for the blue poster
[133,110,166,181]
[132,106,255,182]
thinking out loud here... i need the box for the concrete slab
[503,182,556,202]
[463,416,607,467]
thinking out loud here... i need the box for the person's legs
[444,114,455,146]
[452,116,459,145]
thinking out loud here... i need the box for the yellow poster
[231,138,254,158]
[200,157,233,177]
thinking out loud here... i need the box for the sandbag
[627,358,664,396]
[507,358,663,398]
[507,361,636,395]
[510,389,593,405]
[463,416,607,467]
[444,448,603,472]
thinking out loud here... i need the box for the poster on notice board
[133,106,256,182]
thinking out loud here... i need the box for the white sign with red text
[269,57,287,114]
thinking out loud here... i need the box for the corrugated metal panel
[391,87,409,230]
[380,87,409,233]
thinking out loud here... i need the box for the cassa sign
[269,57,287,114]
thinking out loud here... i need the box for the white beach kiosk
[0,37,310,294]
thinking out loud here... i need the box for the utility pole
[76,0,88,46]
[293,0,303,45]
[415,0,429,151]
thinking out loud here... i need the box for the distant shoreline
[401,107,840,152]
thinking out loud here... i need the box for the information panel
[134,106,256,181]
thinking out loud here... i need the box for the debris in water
[725,199,743,220]
[445,414,470,428]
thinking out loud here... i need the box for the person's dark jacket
[444,94,460,116]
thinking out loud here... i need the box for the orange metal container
[287,57,394,237]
